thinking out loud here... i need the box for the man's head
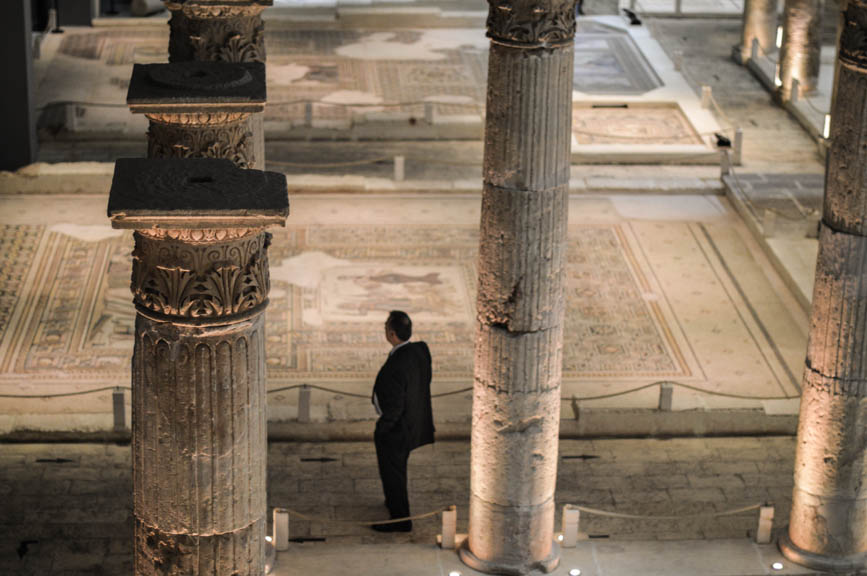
[385,310,412,346]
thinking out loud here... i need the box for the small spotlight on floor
[558,534,564,542]
[449,571,462,576]
[772,562,784,570]
[570,569,582,576]
[265,536,272,543]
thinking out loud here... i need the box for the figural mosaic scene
[1,0,866,574]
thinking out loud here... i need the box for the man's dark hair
[387,310,412,342]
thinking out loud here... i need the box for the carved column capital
[486,0,577,47]
[145,113,254,168]
[131,229,270,324]
[166,2,268,62]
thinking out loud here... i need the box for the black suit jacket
[372,341,435,451]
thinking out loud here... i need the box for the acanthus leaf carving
[486,0,577,47]
[147,117,254,169]
[132,232,270,322]
[169,7,266,63]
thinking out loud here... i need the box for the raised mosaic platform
[0,195,805,430]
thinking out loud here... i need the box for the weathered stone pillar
[164,0,271,168]
[779,2,867,571]
[459,1,575,574]
[737,0,779,62]
[128,61,266,169]
[108,158,289,575]
[778,0,824,99]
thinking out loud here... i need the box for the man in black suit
[371,310,435,532]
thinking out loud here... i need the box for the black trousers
[375,429,411,519]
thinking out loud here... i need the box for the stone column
[108,157,289,575]
[830,0,848,116]
[128,61,266,169]
[737,0,779,62]
[779,2,867,571]
[778,0,824,99]
[459,1,574,574]
[164,0,272,168]
[0,0,37,170]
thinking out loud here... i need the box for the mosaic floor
[0,194,807,427]
[37,19,669,134]
[573,104,703,145]
[573,21,662,95]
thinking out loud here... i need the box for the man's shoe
[371,520,412,533]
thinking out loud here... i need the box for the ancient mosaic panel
[0,225,43,342]
[59,30,168,65]
[572,105,703,145]
[573,21,662,95]
[0,224,688,387]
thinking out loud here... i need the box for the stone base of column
[459,538,560,576]
[779,526,867,572]
[135,516,266,575]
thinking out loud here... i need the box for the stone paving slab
[272,539,814,576]
[0,437,799,574]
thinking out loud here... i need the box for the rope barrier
[274,506,447,526]
[268,157,392,169]
[0,385,130,399]
[266,99,481,110]
[0,380,797,401]
[268,155,482,170]
[35,98,483,112]
[572,127,733,143]
[570,502,762,520]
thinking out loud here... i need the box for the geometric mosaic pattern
[573,21,662,95]
[573,105,703,145]
[0,224,689,389]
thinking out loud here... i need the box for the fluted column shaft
[131,229,271,575]
[779,0,823,99]
[460,2,575,574]
[781,1,867,571]
[739,0,779,62]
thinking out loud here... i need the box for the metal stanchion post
[305,102,314,127]
[561,505,579,548]
[733,128,744,165]
[439,506,457,549]
[756,505,774,544]
[394,155,405,182]
[273,509,290,551]
[112,387,126,431]
[658,383,673,412]
[701,86,713,109]
[297,385,311,423]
